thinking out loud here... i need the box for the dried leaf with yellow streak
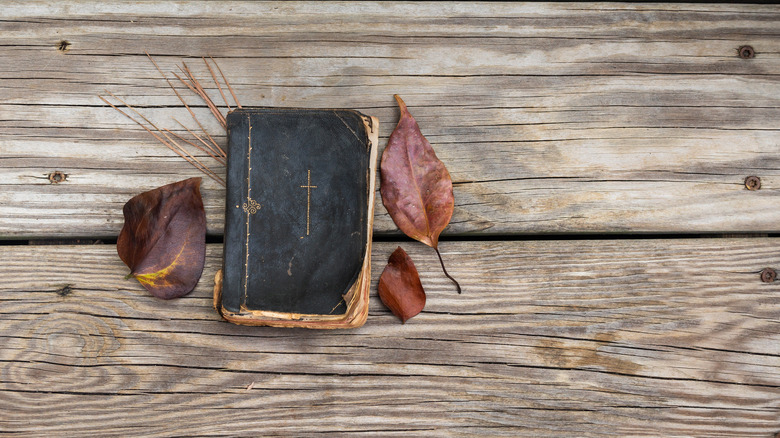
[117,178,206,299]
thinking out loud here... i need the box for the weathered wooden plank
[1,2,779,238]
[1,239,778,436]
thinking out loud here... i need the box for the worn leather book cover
[213,108,378,328]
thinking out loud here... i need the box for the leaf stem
[434,246,461,294]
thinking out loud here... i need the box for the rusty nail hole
[57,40,71,52]
[48,171,67,184]
[738,45,754,59]
[760,268,776,283]
[56,285,73,297]
[745,176,761,191]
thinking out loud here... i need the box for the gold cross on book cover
[213,108,378,328]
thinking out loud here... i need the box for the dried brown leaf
[117,178,206,299]
[377,247,426,323]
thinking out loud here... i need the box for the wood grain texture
[1,240,779,436]
[2,3,780,436]
[1,2,779,238]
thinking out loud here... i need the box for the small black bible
[214,108,378,328]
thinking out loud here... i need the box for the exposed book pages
[214,108,378,328]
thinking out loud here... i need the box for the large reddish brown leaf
[380,95,461,293]
[117,177,206,299]
[378,247,426,323]
[380,95,454,248]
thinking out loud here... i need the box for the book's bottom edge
[212,255,370,329]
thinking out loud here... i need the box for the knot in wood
[738,45,754,59]
[744,176,761,191]
[760,268,776,283]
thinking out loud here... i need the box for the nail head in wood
[738,45,754,59]
[744,176,760,191]
[48,171,67,184]
[760,268,776,283]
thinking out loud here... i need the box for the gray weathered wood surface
[1,2,779,436]
[1,2,779,237]
[1,240,779,436]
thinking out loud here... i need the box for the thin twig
[100,93,225,186]
[203,56,231,112]
[147,53,225,156]
[100,96,223,186]
[172,118,225,160]
[210,55,241,108]
[170,70,226,155]
[179,62,226,129]
[187,62,227,128]
[165,128,226,165]
[104,92,225,185]
[101,53,237,186]
[159,128,226,186]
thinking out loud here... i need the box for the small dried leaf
[380,95,454,249]
[117,177,206,299]
[377,246,426,323]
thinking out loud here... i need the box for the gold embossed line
[300,169,317,236]
[243,116,252,307]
